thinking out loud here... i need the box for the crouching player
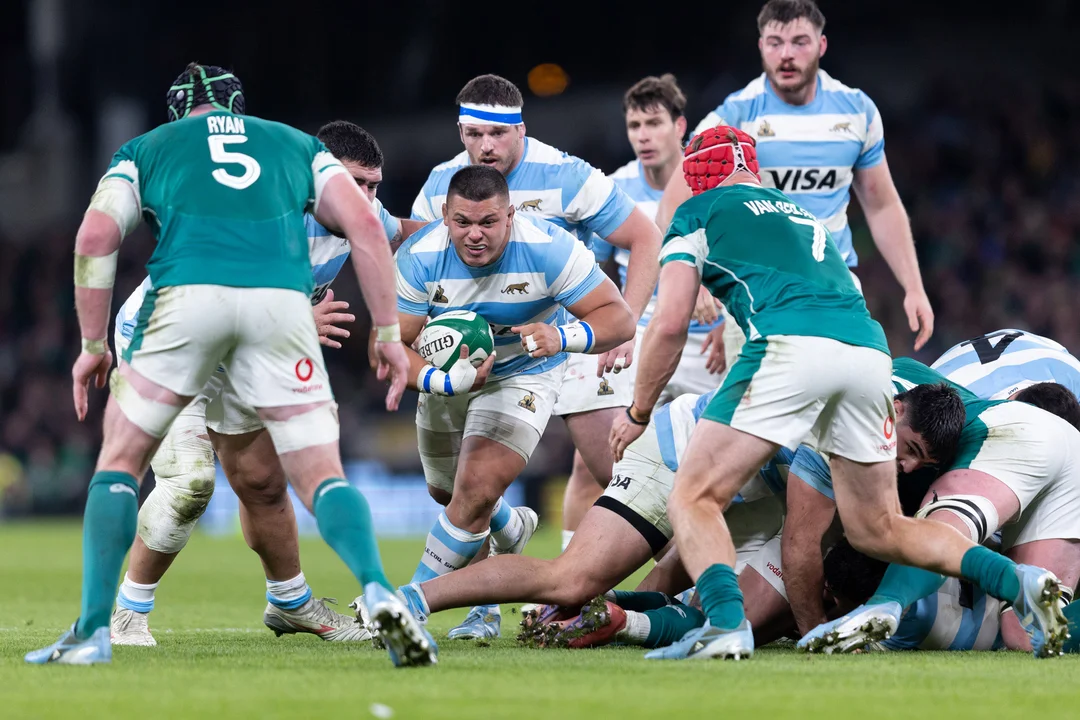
[371,165,634,636]
[110,121,412,647]
[796,360,1080,657]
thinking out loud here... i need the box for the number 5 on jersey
[208,135,261,190]
[789,216,828,262]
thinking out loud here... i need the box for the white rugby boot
[110,607,157,647]
[263,597,371,642]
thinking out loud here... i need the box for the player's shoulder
[725,73,769,105]
[817,70,878,115]
[304,213,336,239]
[608,158,641,181]
[398,219,449,257]
[512,213,576,246]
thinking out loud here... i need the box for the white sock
[615,610,651,646]
[561,530,575,552]
[266,572,313,610]
[489,498,525,552]
[116,573,158,613]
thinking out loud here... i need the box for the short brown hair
[757,0,825,34]
[456,74,524,108]
[623,74,686,121]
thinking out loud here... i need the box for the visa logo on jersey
[763,166,852,193]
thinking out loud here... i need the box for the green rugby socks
[960,545,1020,604]
[697,563,745,631]
[313,479,392,591]
[868,564,947,609]
[76,471,139,637]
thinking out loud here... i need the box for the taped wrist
[376,324,401,343]
[558,321,594,353]
[418,366,456,396]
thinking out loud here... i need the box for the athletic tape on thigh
[463,408,542,462]
[263,403,340,454]
[916,493,1001,544]
[110,369,184,439]
[418,428,462,493]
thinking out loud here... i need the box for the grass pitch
[3,522,1079,719]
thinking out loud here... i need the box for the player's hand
[596,338,634,377]
[313,289,356,350]
[904,289,935,352]
[701,324,727,375]
[512,323,562,358]
[411,316,430,352]
[610,406,648,463]
[373,340,409,411]
[72,348,113,421]
[690,285,721,325]
[464,345,497,392]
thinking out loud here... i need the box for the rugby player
[610,124,1069,660]
[410,74,660,636]
[110,121,417,647]
[381,165,634,637]
[561,75,728,552]
[932,329,1080,401]
[793,359,1080,655]
[656,0,933,353]
[26,64,432,667]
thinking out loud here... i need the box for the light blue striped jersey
[113,206,398,351]
[395,214,606,379]
[883,577,1004,651]
[409,136,637,257]
[694,70,884,267]
[599,159,721,335]
[653,389,794,502]
[930,329,1080,401]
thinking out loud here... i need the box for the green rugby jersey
[101,111,346,294]
[891,357,1006,470]
[662,183,888,354]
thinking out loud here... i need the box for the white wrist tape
[557,321,594,353]
[376,324,401,343]
[74,251,119,290]
[82,338,107,355]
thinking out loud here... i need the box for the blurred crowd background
[2,0,1079,518]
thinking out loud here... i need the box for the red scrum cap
[683,125,760,195]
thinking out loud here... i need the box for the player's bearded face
[626,106,686,170]
[460,123,526,176]
[443,196,514,267]
[341,159,382,203]
[759,19,824,95]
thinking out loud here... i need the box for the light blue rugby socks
[412,512,489,584]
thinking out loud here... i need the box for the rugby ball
[416,310,494,372]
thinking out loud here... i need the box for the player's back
[664,183,886,353]
[106,112,332,294]
[883,578,1003,651]
[931,329,1080,400]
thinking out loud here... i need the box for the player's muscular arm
[852,158,934,351]
[633,262,697,413]
[782,475,838,636]
[602,208,661,322]
[74,210,123,347]
[515,278,634,359]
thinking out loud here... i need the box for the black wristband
[626,405,650,426]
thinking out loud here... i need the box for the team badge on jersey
[830,122,854,135]
[432,285,448,304]
[757,120,775,137]
[518,392,537,412]
[597,378,614,396]
[518,198,542,212]
[502,282,530,295]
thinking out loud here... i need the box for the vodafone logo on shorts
[295,358,314,382]
[883,416,895,439]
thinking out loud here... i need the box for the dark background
[2,0,1079,515]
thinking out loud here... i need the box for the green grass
[2,522,1079,718]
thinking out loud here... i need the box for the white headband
[458,103,523,126]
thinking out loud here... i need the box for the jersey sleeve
[372,197,402,242]
[790,445,835,500]
[562,158,636,239]
[588,236,616,263]
[410,176,438,222]
[93,141,144,236]
[310,139,350,214]
[395,244,432,316]
[659,206,707,275]
[855,93,885,170]
[545,226,607,308]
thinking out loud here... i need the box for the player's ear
[442,201,449,226]
[506,202,515,224]
[676,115,687,140]
[517,124,526,140]
[819,34,827,58]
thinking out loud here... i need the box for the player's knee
[547,559,606,607]
[450,470,505,525]
[233,466,288,508]
[137,463,216,554]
